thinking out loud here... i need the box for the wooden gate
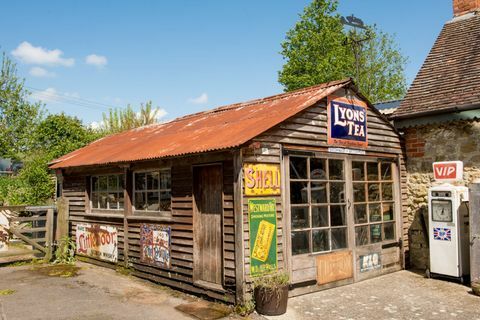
[0,206,55,261]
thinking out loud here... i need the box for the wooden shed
[50,78,407,303]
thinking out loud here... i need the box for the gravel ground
[265,270,480,320]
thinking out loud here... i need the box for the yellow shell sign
[244,163,281,196]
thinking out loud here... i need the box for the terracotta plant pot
[254,284,289,316]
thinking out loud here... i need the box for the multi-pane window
[290,156,348,255]
[134,170,171,212]
[353,161,395,246]
[91,175,125,210]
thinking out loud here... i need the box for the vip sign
[244,163,281,196]
[433,161,463,182]
[327,96,368,148]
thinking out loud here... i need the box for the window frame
[352,160,396,247]
[132,168,172,215]
[90,173,125,212]
[289,155,348,256]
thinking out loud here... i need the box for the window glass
[354,160,397,247]
[382,183,393,200]
[310,159,327,180]
[312,206,328,228]
[91,174,124,210]
[292,207,309,229]
[330,182,344,203]
[290,156,346,254]
[355,226,369,246]
[381,163,392,180]
[352,161,365,181]
[354,204,367,224]
[292,231,310,255]
[290,181,308,204]
[367,162,378,181]
[313,229,329,252]
[311,182,327,203]
[329,160,344,180]
[134,169,171,213]
[353,183,366,202]
[290,157,307,179]
[331,228,347,250]
[330,205,346,226]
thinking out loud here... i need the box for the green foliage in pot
[253,272,289,307]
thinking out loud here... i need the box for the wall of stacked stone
[403,119,480,269]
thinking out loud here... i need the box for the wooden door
[193,164,223,287]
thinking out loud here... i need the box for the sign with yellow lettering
[249,198,277,276]
[243,163,281,196]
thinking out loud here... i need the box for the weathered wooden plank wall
[62,152,237,302]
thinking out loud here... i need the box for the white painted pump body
[428,183,470,278]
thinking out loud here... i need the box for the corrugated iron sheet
[50,79,351,169]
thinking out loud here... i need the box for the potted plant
[253,272,289,316]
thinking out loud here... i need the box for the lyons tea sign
[327,96,368,148]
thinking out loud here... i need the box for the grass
[0,289,15,296]
[32,264,80,278]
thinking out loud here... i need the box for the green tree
[100,100,164,134]
[278,0,407,103]
[34,113,100,159]
[0,53,43,160]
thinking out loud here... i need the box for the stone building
[391,0,480,269]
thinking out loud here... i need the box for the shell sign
[327,96,368,148]
[244,163,281,196]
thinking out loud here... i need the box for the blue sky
[1,1,452,125]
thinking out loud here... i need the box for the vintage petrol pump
[427,161,470,282]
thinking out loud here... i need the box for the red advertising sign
[327,96,368,149]
[432,161,463,181]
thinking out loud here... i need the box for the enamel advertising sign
[327,96,368,148]
[76,223,118,262]
[244,163,281,196]
[248,198,277,276]
[433,161,463,182]
[140,224,171,269]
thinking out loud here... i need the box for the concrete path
[265,270,480,320]
[0,262,202,320]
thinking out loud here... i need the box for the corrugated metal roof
[50,78,351,169]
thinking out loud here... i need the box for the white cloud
[30,87,60,103]
[29,66,56,78]
[188,93,208,105]
[11,41,75,67]
[85,54,108,68]
[30,87,80,104]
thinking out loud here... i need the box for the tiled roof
[394,13,480,118]
[50,79,351,169]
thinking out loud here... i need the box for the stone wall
[403,119,480,269]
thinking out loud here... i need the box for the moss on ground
[32,264,80,278]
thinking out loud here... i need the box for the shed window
[134,169,171,212]
[353,161,396,246]
[290,156,347,255]
[91,174,125,210]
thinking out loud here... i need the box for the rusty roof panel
[50,78,351,169]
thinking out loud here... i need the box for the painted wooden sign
[327,96,368,148]
[244,163,281,196]
[316,251,353,284]
[140,224,171,268]
[433,161,463,182]
[248,198,277,276]
[76,223,118,262]
[360,252,381,272]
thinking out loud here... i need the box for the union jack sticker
[433,227,452,241]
